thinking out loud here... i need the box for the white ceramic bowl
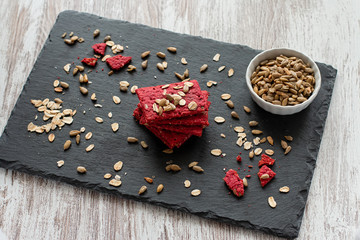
[245,48,321,115]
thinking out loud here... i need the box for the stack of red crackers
[133,80,210,149]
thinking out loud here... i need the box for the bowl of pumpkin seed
[245,48,321,115]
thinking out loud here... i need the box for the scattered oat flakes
[162,148,173,154]
[95,117,103,123]
[86,144,95,152]
[139,185,147,195]
[104,173,112,179]
[114,161,123,171]
[184,180,191,188]
[48,133,55,142]
[157,184,164,193]
[140,141,148,149]
[213,53,220,62]
[191,189,201,196]
[57,160,64,168]
[111,123,119,132]
[109,179,122,187]
[234,126,245,133]
[244,141,253,150]
[218,66,226,72]
[211,149,222,156]
[77,166,86,173]
[181,58,187,65]
[144,177,153,184]
[254,148,262,155]
[108,112,113,118]
[220,133,226,138]
[265,149,274,155]
[84,132,92,140]
[268,196,277,208]
[200,64,208,73]
[279,186,290,193]
[214,116,225,123]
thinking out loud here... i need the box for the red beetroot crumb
[102,68,104,71]
[248,170,251,172]
[236,155,242,162]
[106,55,132,70]
[245,175,251,178]
[96,70,98,73]
[223,169,244,197]
[92,43,107,55]
[77,57,80,59]
[258,154,275,167]
[257,165,276,187]
[81,57,98,67]
[248,165,253,168]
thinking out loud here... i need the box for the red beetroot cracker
[136,80,209,124]
[258,154,276,167]
[106,55,132,70]
[81,57,98,66]
[223,169,244,197]
[133,107,192,148]
[92,43,107,55]
[257,165,276,187]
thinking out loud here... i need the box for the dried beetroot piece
[223,169,244,197]
[257,165,276,187]
[106,55,132,70]
[258,154,275,167]
[92,43,107,55]
[81,57,98,66]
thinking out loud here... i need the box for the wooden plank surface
[0,0,359,239]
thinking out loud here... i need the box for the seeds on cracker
[188,101,198,111]
[214,116,225,123]
[231,111,240,119]
[85,132,92,140]
[48,133,55,142]
[77,166,86,173]
[57,160,64,168]
[260,174,270,180]
[213,53,220,62]
[211,149,222,156]
[111,123,119,132]
[113,96,121,104]
[141,50,150,59]
[279,186,290,193]
[95,117,103,123]
[114,161,123,171]
[181,57,187,65]
[153,184,163,194]
[228,68,234,77]
[200,64,208,73]
[64,140,71,150]
[167,47,177,53]
[268,196,277,208]
[191,189,201,196]
[109,179,122,187]
[243,106,251,113]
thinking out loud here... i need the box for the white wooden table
[0,1,359,239]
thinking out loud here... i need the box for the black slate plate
[0,11,337,239]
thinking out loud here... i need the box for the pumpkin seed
[69,130,81,137]
[114,161,123,171]
[188,162,198,168]
[167,47,177,53]
[57,160,64,167]
[228,68,234,77]
[156,52,166,59]
[254,148,262,155]
[104,173,112,179]
[231,111,240,119]
[109,179,122,187]
[48,133,55,142]
[141,60,148,69]
[157,184,164,193]
[249,121,259,127]
[170,164,181,172]
[76,134,80,145]
[162,149,173,154]
[249,150,254,158]
[127,137,138,143]
[284,145,292,155]
[267,136,274,145]
[281,140,288,149]
[213,53,220,62]
[85,132,92,140]
[111,123,119,132]
[221,93,231,100]
[268,196,277,208]
[279,186,290,193]
[77,166,86,173]
[234,126,245,133]
[192,165,204,173]
[200,64,208,73]
[214,116,225,123]
[64,140,71,150]
[243,106,251,113]
[218,66,226,72]
[263,148,274,155]
[79,86,88,95]
[113,96,121,104]
[181,58,187,65]
[141,51,150,59]
[260,174,269,180]
[252,130,263,135]
[95,117,103,123]
[191,189,201,196]
[211,149,222,156]
[243,177,248,187]
[93,29,100,38]
[284,136,293,141]
[157,63,165,71]
[144,177,153,184]
[86,144,94,152]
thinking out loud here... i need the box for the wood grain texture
[0,0,359,239]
